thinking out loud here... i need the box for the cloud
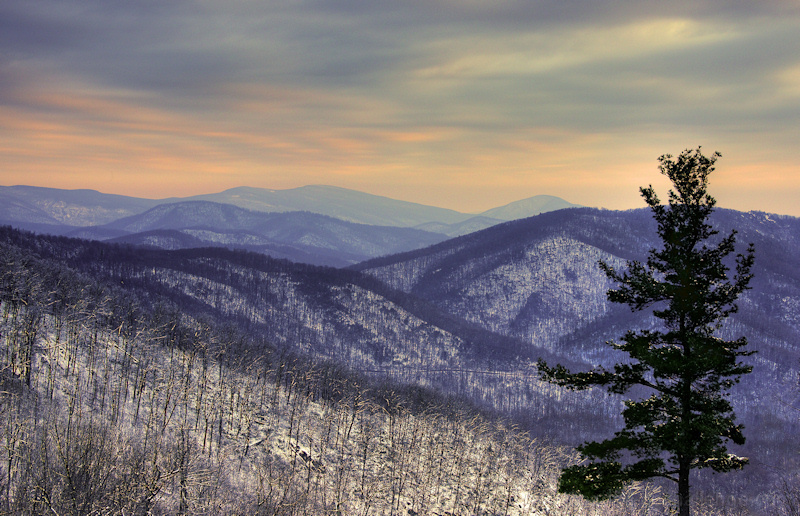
[1,0,799,214]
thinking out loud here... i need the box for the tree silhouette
[538,148,756,515]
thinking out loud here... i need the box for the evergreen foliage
[538,148,756,515]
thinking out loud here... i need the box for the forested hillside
[355,207,800,504]
[0,227,601,436]
[356,208,800,390]
[0,228,683,514]
[2,211,799,512]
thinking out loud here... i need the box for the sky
[1,1,799,215]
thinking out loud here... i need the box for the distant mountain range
[0,185,581,265]
[0,185,162,227]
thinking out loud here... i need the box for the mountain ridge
[0,184,581,228]
[96,200,449,266]
[189,185,474,227]
[0,184,584,265]
[480,194,582,220]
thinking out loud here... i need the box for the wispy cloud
[1,0,799,214]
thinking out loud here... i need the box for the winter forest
[1,184,800,514]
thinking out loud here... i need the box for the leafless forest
[1,226,798,514]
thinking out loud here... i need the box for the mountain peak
[189,185,472,227]
[480,195,581,221]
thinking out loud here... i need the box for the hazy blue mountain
[187,185,475,227]
[1,184,581,233]
[104,229,210,250]
[107,229,394,267]
[100,200,449,265]
[413,195,583,236]
[414,215,506,237]
[193,186,583,228]
[0,190,63,225]
[0,184,582,264]
[103,200,267,232]
[67,227,133,241]
[479,194,582,221]
[0,185,165,226]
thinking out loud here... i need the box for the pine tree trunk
[678,460,690,516]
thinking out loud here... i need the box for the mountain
[0,189,62,226]
[1,184,581,231]
[354,207,800,492]
[479,194,582,221]
[354,207,800,360]
[411,196,584,237]
[191,187,585,237]
[413,215,507,237]
[187,185,476,227]
[0,185,164,227]
[0,185,582,265]
[0,227,570,406]
[97,200,449,266]
[353,208,656,350]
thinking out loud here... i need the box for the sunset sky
[1,1,799,215]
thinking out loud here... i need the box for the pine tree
[537,148,755,516]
